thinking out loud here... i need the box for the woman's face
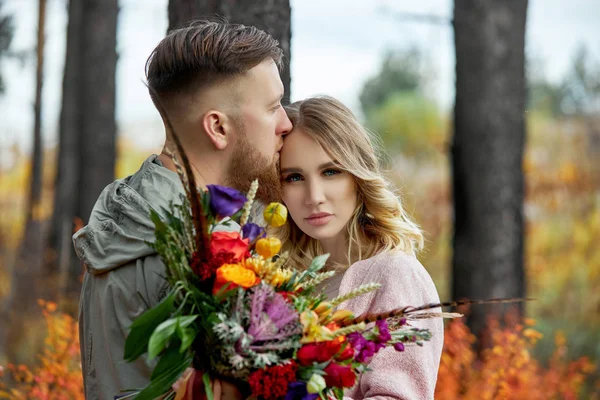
[279,128,358,244]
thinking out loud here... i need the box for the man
[73,21,292,399]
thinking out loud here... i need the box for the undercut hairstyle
[145,20,283,109]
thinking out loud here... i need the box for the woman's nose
[305,179,326,206]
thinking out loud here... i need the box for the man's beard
[224,129,282,204]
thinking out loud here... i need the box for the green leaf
[148,318,178,360]
[290,254,330,290]
[203,372,215,400]
[178,315,198,328]
[333,387,344,400]
[150,209,167,232]
[278,271,298,292]
[124,291,176,362]
[214,282,235,300]
[309,254,329,272]
[135,354,193,400]
[175,316,198,354]
[148,315,198,360]
[179,326,196,353]
[150,344,186,380]
[297,367,315,381]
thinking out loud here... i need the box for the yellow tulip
[263,202,288,227]
[255,237,282,259]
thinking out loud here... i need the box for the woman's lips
[305,213,333,226]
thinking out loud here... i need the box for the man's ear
[202,110,230,150]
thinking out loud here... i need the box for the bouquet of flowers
[121,173,440,400]
[119,90,531,400]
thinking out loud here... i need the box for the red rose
[297,344,327,366]
[336,343,355,361]
[209,231,249,262]
[324,363,356,388]
[324,338,343,356]
[298,340,344,366]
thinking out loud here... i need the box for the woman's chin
[299,225,337,242]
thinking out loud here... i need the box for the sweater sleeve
[341,253,444,400]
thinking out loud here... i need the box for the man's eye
[283,173,302,183]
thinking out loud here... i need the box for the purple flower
[394,342,405,352]
[350,331,394,363]
[242,223,265,243]
[285,382,319,400]
[363,340,376,356]
[375,342,386,352]
[248,285,300,342]
[376,320,391,343]
[347,332,367,352]
[207,185,247,217]
[355,340,377,363]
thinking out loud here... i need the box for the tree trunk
[451,0,528,338]
[167,0,215,32]
[2,0,46,364]
[78,0,117,227]
[167,0,292,103]
[47,0,117,310]
[47,0,83,305]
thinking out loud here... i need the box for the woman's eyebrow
[281,162,337,175]
[318,162,337,169]
[280,167,302,174]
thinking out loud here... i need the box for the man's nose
[277,110,293,136]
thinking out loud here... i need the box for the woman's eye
[323,169,341,177]
[283,173,302,183]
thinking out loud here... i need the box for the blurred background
[0,0,598,398]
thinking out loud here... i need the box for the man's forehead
[243,59,283,90]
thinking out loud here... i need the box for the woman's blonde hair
[275,96,424,270]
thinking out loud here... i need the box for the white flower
[230,354,248,370]
[253,352,278,369]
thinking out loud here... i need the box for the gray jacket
[74,155,184,399]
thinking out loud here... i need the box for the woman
[276,96,443,399]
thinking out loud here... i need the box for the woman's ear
[202,110,230,150]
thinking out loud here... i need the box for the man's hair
[145,20,283,109]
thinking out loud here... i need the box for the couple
[74,21,443,400]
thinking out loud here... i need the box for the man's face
[224,59,293,202]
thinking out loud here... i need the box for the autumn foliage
[436,318,597,400]
[0,300,83,400]
[1,301,597,399]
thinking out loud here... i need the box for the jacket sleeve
[343,254,444,400]
[79,254,169,399]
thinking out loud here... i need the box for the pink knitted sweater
[331,251,444,400]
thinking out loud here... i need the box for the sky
[0,0,599,158]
